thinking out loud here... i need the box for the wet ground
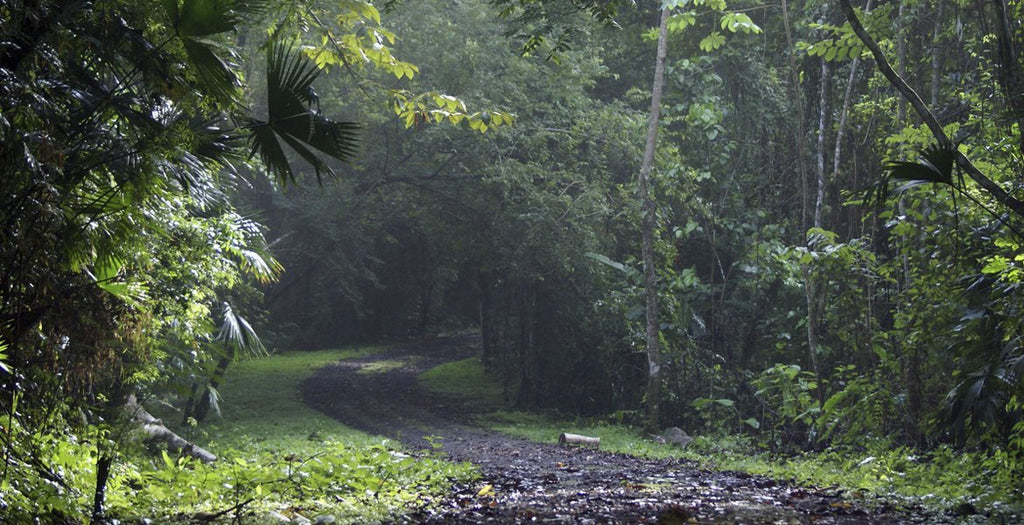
[301,335,957,524]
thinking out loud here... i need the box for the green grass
[481,409,683,457]
[103,346,478,524]
[417,357,506,409]
[202,346,382,448]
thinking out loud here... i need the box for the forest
[2,0,1023,522]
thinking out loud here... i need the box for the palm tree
[184,302,266,423]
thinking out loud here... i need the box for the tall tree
[639,6,671,430]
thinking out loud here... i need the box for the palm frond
[180,37,240,103]
[215,302,266,359]
[885,142,957,189]
[247,41,360,185]
[859,142,958,207]
[167,0,269,38]
[165,0,271,103]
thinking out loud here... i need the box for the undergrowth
[3,346,478,523]
[119,346,478,523]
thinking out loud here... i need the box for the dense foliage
[0,0,497,520]
[253,0,1024,490]
[3,0,1024,519]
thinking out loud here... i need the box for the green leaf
[0,339,10,375]
[180,37,239,103]
[981,256,1010,275]
[695,0,727,10]
[699,32,726,52]
[586,252,641,280]
[884,142,957,194]
[175,0,239,36]
[248,42,360,185]
[667,12,697,32]
[720,12,761,34]
[161,450,176,470]
[170,0,267,37]
[216,302,266,358]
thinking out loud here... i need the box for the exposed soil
[302,335,957,524]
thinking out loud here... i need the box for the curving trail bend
[302,334,946,524]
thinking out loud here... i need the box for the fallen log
[558,433,600,448]
[125,395,217,463]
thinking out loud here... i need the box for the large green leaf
[0,339,10,375]
[248,42,359,184]
[180,37,239,103]
[216,302,266,359]
[165,0,268,103]
[166,0,268,37]
[885,142,956,191]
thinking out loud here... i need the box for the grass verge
[106,346,478,524]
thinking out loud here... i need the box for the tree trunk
[814,59,830,229]
[195,356,231,422]
[930,0,943,107]
[558,433,600,448]
[127,395,217,463]
[896,4,908,126]
[990,0,1024,156]
[832,0,868,186]
[806,58,830,389]
[639,7,670,432]
[479,271,497,369]
[91,453,112,522]
[781,0,810,232]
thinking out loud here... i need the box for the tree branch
[838,0,1024,219]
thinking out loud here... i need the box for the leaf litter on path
[301,335,958,524]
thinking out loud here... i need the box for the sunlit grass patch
[357,358,407,375]
[480,409,681,457]
[106,346,478,524]
[418,356,507,409]
[202,346,381,448]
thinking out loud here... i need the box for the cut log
[125,395,217,463]
[558,433,600,448]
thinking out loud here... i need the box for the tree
[838,0,1024,218]
[0,0,514,518]
[639,6,671,431]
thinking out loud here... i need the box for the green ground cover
[104,347,478,523]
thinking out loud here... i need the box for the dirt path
[302,335,949,524]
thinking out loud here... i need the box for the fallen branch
[125,395,217,463]
[558,433,600,448]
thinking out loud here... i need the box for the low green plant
[108,440,476,522]
[0,423,96,523]
[752,363,820,447]
[5,346,478,523]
